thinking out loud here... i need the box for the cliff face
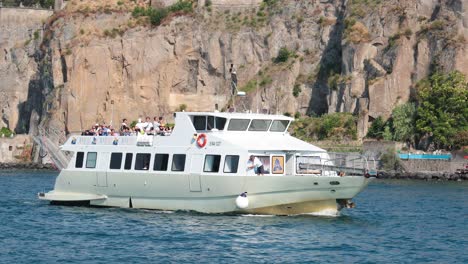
[0,0,467,138]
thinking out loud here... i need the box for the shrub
[149,8,169,26]
[345,21,370,44]
[367,116,385,139]
[0,127,14,137]
[380,148,402,171]
[33,30,40,40]
[292,84,301,97]
[259,75,272,87]
[131,1,193,26]
[289,113,357,141]
[274,47,292,63]
[294,111,301,119]
[177,104,187,111]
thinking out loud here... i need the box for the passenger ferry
[39,112,373,215]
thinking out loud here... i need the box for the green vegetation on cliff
[366,71,468,149]
[289,113,357,141]
[416,71,468,148]
[132,0,193,26]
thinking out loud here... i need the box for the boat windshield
[248,119,272,131]
[270,120,289,132]
[296,156,322,174]
[193,116,227,131]
[227,119,250,131]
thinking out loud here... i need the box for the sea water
[0,171,466,263]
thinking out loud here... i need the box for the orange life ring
[197,133,207,148]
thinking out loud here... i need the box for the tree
[391,102,417,143]
[416,71,468,148]
[366,116,385,139]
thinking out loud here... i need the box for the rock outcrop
[0,0,466,139]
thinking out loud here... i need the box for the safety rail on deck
[65,135,156,147]
[298,153,373,177]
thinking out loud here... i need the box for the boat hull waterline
[39,172,372,215]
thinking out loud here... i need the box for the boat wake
[301,209,340,217]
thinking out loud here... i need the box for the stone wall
[363,140,405,158]
[401,160,466,173]
[0,134,32,163]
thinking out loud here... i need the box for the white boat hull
[39,170,372,215]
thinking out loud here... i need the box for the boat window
[135,153,151,171]
[75,152,84,168]
[86,152,97,169]
[171,154,186,171]
[270,120,289,132]
[248,119,272,131]
[227,119,250,131]
[153,154,169,171]
[193,116,207,130]
[223,155,239,173]
[204,155,221,172]
[216,117,227,130]
[124,153,133,170]
[207,116,227,130]
[109,153,123,169]
[296,156,322,174]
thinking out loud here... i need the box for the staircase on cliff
[33,127,72,170]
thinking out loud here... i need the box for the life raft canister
[196,133,207,148]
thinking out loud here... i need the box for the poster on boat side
[272,156,284,174]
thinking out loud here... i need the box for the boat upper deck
[61,112,325,153]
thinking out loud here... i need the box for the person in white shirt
[153,116,161,133]
[144,116,153,133]
[247,155,265,175]
[135,118,145,132]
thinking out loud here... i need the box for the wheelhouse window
[124,153,133,170]
[153,154,169,171]
[248,119,272,131]
[86,152,97,168]
[193,116,207,130]
[75,152,84,168]
[270,120,289,132]
[224,155,239,173]
[135,153,151,170]
[109,153,123,169]
[227,119,250,131]
[208,116,227,130]
[296,156,322,174]
[172,154,186,171]
[204,155,221,172]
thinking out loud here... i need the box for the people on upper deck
[121,119,129,132]
[80,114,173,137]
[144,116,154,133]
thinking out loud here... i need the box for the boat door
[188,154,203,192]
[96,152,109,187]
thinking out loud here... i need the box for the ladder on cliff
[33,127,72,170]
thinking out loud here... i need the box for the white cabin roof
[178,111,294,121]
[214,133,326,152]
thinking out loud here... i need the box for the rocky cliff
[0,0,466,139]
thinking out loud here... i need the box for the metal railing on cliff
[0,1,54,10]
